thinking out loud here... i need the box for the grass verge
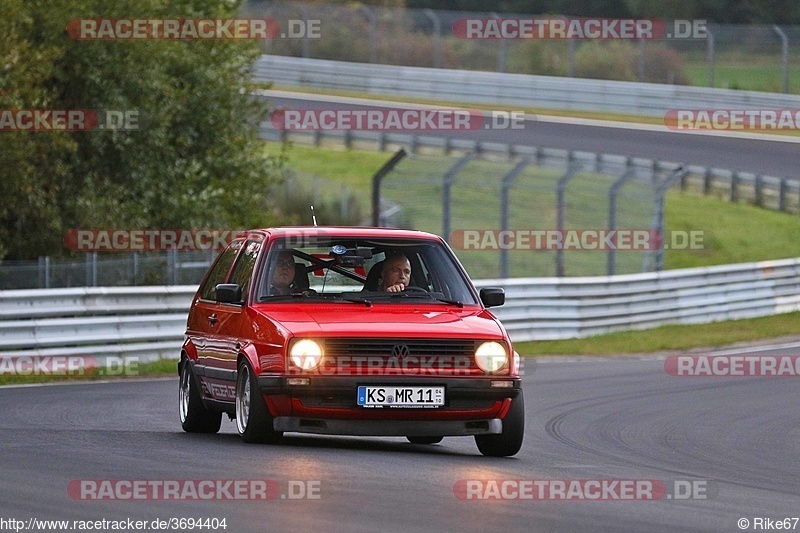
[514,312,800,356]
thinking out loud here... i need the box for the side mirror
[480,287,505,308]
[216,283,242,304]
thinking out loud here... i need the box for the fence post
[638,39,646,82]
[442,152,478,244]
[491,13,507,72]
[706,27,715,87]
[773,25,789,94]
[38,256,51,289]
[371,148,408,226]
[423,9,443,68]
[299,3,311,59]
[499,156,535,279]
[85,252,98,287]
[556,158,583,277]
[754,175,763,207]
[567,40,576,77]
[652,166,687,271]
[779,178,787,211]
[730,171,738,202]
[607,161,634,276]
[703,167,712,195]
[359,6,378,64]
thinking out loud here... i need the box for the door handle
[208,314,218,325]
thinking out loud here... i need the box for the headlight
[475,341,508,373]
[289,339,324,370]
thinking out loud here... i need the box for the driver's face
[271,252,295,289]
[382,255,411,289]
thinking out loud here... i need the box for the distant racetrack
[263,91,800,178]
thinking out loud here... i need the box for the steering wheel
[403,286,427,293]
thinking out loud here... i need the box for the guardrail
[2,257,799,362]
[254,55,800,117]
[485,257,800,341]
[0,286,195,363]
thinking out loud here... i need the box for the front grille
[320,338,481,376]
[324,338,474,357]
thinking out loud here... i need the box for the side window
[229,240,261,299]
[199,240,243,301]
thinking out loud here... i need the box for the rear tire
[235,360,282,444]
[179,359,222,433]
[475,391,524,457]
[407,436,443,444]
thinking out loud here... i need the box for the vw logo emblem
[391,344,410,359]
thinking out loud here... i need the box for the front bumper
[272,417,503,436]
[257,375,521,403]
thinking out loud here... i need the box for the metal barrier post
[773,25,789,93]
[423,9,442,68]
[371,148,408,226]
[652,166,687,271]
[499,156,535,278]
[359,6,378,64]
[556,158,584,277]
[607,162,634,276]
[442,152,478,244]
[706,27,715,87]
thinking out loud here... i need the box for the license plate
[357,386,444,408]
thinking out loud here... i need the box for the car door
[188,240,243,399]
[203,239,263,402]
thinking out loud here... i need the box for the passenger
[269,251,296,295]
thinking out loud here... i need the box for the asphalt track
[2,343,799,533]
[263,92,800,178]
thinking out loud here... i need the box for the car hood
[249,303,505,339]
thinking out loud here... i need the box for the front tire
[179,359,222,433]
[235,360,282,444]
[475,391,524,457]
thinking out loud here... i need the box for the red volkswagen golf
[179,227,523,456]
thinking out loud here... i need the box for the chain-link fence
[245,1,800,94]
[376,149,683,279]
[0,251,215,290]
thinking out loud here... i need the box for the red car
[179,227,523,456]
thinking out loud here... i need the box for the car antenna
[310,205,318,227]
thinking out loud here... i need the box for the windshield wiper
[339,295,372,307]
[382,291,464,308]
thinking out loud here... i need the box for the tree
[0,0,285,260]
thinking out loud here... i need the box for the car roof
[251,226,443,241]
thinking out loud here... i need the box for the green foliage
[0,0,286,260]
[574,41,637,81]
[642,46,692,85]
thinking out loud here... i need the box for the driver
[381,253,411,293]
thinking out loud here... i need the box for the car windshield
[257,236,479,305]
